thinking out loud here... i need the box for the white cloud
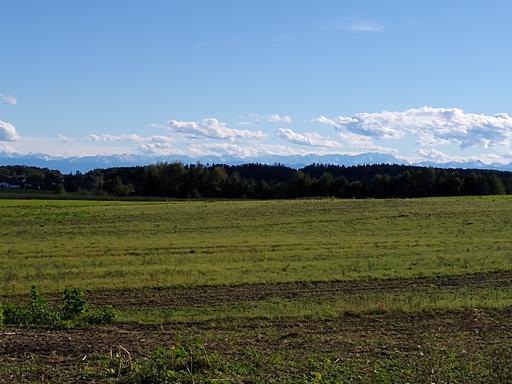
[6,136,135,157]
[314,114,403,139]
[268,114,292,124]
[337,131,399,155]
[319,19,386,35]
[87,134,176,156]
[243,113,292,124]
[166,118,265,140]
[415,147,510,165]
[349,20,384,33]
[200,143,261,158]
[138,142,175,156]
[88,134,173,144]
[0,94,17,106]
[417,148,456,163]
[199,142,309,158]
[337,131,374,147]
[277,128,339,147]
[89,134,145,143]
[0,120,19,141]
[57,134,74,143]
[315,107,512,149]
[312,116,337,127]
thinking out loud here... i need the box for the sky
[2,0,512,163]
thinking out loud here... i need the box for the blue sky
[2,0,512,163]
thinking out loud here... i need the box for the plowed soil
[1,272,511,383]
[71,270,512,309]
[1,309,511,359]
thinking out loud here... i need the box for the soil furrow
[85,270,512,309]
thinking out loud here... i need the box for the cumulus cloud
[277,128,339,147]
[337,131,374,147]
[336,131,399,155]
[313,114,403,139]
[0,120,19,141]
[166,118,265,140]
[0,94,17,105]
[200,143,261,158]
[315,107,512,149]
[268,114,292,124]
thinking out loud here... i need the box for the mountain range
[1,151,511,173]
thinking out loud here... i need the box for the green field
[1,196,512,293]
[1,197,512,383]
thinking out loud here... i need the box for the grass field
[1,197,512,383]
[2,196,512,293]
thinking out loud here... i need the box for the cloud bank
[7,107,512,165]
[315,107,512,149]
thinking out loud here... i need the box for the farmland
[1,197,512,382]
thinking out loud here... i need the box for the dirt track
[84,270,512,309]
[2,271,510,310]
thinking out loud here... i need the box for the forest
[1,162,511,199]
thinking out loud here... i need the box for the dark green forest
[1,163,511,199]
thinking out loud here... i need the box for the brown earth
[3,271,510,310]
[1,272,511,383]
[1,308,511,360]
[1,309,512,384]
[73,270,512,309]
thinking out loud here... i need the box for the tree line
[1,163,512,198]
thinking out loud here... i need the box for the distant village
[0,175,38,189]
[0,166,64,191]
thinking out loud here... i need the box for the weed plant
[99,344,512,384]
[0,286,116,328]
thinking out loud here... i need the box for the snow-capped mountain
[1,151,511,173]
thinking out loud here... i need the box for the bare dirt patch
[84,270,512,309]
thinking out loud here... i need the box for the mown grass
[1,196,512,295]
